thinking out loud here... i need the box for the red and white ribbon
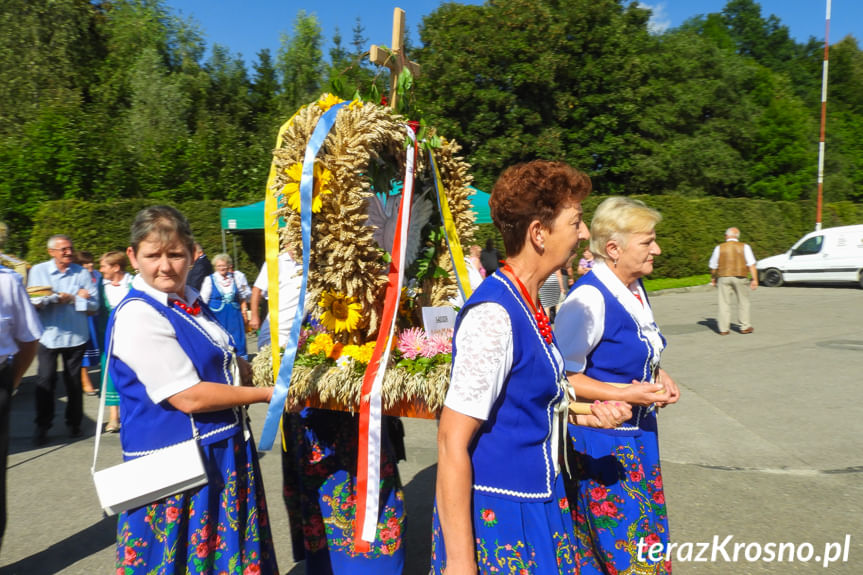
[354,125,417,548]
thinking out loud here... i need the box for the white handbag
[91,335,208,516]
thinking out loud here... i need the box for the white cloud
[639,2,671,34]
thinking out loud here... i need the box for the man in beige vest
[709,227,758,335]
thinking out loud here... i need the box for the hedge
[475,196,863,278]
[23,196,863,280]
[24,200,259,278]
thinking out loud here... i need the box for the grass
[643,274,711,292]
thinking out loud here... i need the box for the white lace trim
[444,302,513,420]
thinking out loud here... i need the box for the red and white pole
[815,0,831,231]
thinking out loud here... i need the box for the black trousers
[0,360,12,545]
[35,343,85,431]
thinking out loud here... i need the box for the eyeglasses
[50,247,74,253]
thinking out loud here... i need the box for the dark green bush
[25,200,258,278]
[26,197,863,279]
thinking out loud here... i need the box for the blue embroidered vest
[457,273,565,502]
[574,271,666,433]
[206,273,241,312]
[107,288,240,460]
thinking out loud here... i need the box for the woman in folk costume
[76,250,102,396]
[107,206,278,574]
[281,408,406,575]
[555,197,681,574]
[432,160,632,575]
[97,250,132,433]
[200,253,249,359]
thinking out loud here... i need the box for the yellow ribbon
[429,151,473,302]
[263,113,299,381]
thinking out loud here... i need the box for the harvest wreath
[251,93,477,416]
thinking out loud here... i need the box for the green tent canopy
[467,186,491,225]
[219,189,492,233]
[220,200,267,231]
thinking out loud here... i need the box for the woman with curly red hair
[432,161,631,575]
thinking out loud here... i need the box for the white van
[756,224,863,288]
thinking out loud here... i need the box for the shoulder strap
[91,298,198,475]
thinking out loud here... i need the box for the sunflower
[319,290,363,334]
[282,161,332,214]
[316,93,344,111]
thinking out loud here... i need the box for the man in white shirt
[249,252,304,349]
[0,264,43,546]
[709,227,758,335]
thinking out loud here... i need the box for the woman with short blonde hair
[555,196,679,574]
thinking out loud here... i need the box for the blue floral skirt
[565,419,671,575]
[116,431,278,574]
[282,408,405,575]
[430,474,578,574]
[82,315,101,367]
[210,301,247,360]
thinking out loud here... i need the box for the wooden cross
[369,7,421,110]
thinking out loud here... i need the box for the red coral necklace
[171,298,201,316]
[502,263,553,344]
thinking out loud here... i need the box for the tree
[416,0,653,191]
[277,10,325,113]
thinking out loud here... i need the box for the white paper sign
[421,306,457,333]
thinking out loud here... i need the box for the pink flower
[558,498,569,510]
[196,542,209,558]
[652,491,665,505]
[600,501,618,516]
[123,547,137,565]
[481,509,496,523]
[629,470,644,482]
[165,506,180,523]
[590,486,607,501]
[397,328,426,360]
[424,329,453,357]
[243,565,261,575]
[654,475,663,489]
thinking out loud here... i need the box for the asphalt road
[1,284,862,574]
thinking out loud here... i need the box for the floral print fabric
[116,432,278,574]
[566,420,671,575]
[281,408,405,574]
[430,474,578,575]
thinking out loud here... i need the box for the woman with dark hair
[555,197,681,574]
[106,205,278,574]
[479,238,501,278]
[432,161,631,575]
[76,250,102,396]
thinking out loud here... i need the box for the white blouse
[111,275,232,404]
[199,272,238,304]
[555,260,664,376]
[444,301,564,421]
[102,273,132,309]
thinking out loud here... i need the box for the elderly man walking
[709,227,758,335]
[27,235,98,444]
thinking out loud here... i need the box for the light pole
[815,0,831,231]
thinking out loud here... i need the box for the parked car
[757,224,863,288]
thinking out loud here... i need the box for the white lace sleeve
[444,302,513,420]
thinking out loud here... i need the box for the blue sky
[163,0,861,66]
